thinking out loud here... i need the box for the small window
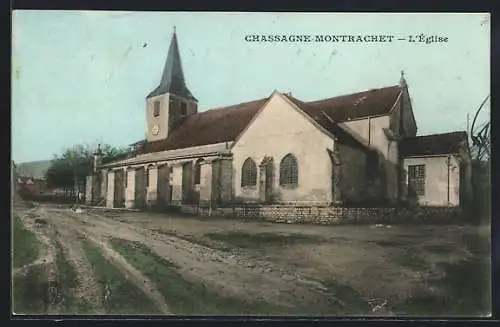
[153,101,160,117]
[241,158,257,187]
[279,154,298,187]
[408,164,425,196]
[194,159,204,185]
[180,102,187,115]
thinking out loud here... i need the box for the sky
[12,11,490,163]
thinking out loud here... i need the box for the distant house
[18,177,47,195]
[15,159,59,198]
[16,159,52,181]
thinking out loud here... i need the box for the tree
[100,144,133,164]
[468,95,491,223]
[45,143,133,198]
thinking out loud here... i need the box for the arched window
[280,154,298,186]
[194,159,204,185]
[241,158,257,187]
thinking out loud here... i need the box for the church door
[259,157,274,203]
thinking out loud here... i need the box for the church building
[85,30,473,212]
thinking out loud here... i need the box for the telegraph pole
[75,155,79,208]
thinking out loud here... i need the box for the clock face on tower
[152,124,160,136]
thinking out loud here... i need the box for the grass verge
[13,241,93,315]
[12,266,48,314]
[109,237,292,315]
[54,241,93,314]
[81,240,161,315]
[392,231,491,316]
[13,215,40,268]
[205,231,323,251]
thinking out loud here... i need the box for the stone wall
[177,204,463,225]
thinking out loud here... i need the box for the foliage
[470,159,490,223]
[13,266,48,314]
[13,215,40,268]
[44,143,133,194]
[100,144,132,164]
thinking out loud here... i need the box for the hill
[15,159,53,180]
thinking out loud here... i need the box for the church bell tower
[146,27,198,142]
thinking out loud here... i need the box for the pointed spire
[147,28,197,101]
[399,70,407,88]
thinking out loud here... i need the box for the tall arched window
[241,158,257,187]
[280,154,298,186]
[194,159,204,185]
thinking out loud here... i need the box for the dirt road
[14,203,349,314]
[12,202,489,316]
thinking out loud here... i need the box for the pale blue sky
[12,11,490,163]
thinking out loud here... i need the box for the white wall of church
[232,94,334,203]
[403,155,460,207]
[171,164,183,204]
[341,116,393,160]
[106,171,115,208]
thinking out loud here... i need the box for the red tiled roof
[282,94,370,150]
[139,85,402,154]
[399,132,468,157]
[139,97,269,154]
[304,85,401,122]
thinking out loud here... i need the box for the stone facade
[178,204,462,225]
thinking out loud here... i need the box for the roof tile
[305,85,401,121]
[139,97,269,154]
[399,131,468,157]
[139,85,403,154]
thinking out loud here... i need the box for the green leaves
[44,143,133,191]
